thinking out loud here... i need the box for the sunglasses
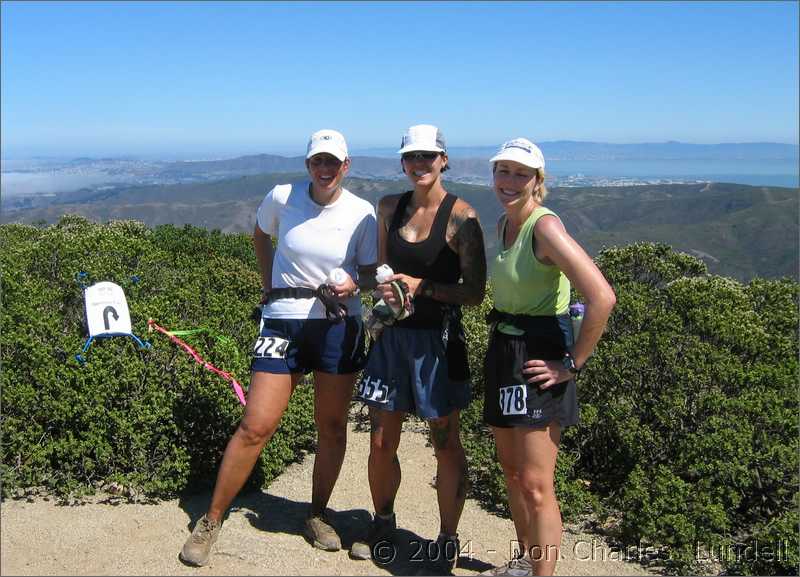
[401,151,440,162]
[308,156,344,168]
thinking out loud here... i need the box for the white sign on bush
[84,281,132,337]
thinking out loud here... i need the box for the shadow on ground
[177,490,494,575]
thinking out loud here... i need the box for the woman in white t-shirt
[180,129,378,566]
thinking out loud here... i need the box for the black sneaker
[349,513,397,560]
[430,534,460,575]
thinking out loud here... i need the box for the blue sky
[2,1,798,158]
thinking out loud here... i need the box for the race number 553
[358,374,388,403]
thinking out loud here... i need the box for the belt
[265,285,348,323]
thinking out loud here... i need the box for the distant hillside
[3,174,797,281]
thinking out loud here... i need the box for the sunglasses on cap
[401,151,441,162]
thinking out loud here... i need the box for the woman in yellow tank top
[481,138,616,576]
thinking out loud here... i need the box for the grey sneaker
[180,514,221,567]
[304,513,342,551]
[480,556,533,576]
[349,513,397,560]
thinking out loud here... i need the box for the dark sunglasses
[308,156,343,168]
[402,151,440,162]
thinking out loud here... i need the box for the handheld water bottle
[375,264,394,284]
[327,267,348,286]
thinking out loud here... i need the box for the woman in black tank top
[352,125,487,571]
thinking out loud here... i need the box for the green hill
[2,175,797,280]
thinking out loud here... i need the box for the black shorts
[483,314,579,429]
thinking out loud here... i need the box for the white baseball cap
[306,129,348,162]
[397,124,447,154]
[489,138,545,170]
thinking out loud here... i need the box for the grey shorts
[357,326,471,419]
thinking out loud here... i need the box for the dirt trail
[1,420,655,576]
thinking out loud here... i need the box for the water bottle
[327,267,347,286]
[375,264,394,284]
[569,303,585,342]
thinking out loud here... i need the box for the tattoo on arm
[430,208,487,306]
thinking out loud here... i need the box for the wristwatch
[562,352,581,378]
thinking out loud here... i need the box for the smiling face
[401,151,447,187]
[306,153,349,197]
[492,160,540,209]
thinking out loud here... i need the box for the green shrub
[458,242,798,575]
[1,216,316,499]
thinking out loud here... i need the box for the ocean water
[544,158,799,187]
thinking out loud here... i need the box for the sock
[376,511,394,521]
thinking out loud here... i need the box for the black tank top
[387,191,461,329]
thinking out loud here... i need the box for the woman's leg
[206,371,301,522]
[309,370,358,516]
[429,411,469,537]
[513,422,562,576]
[367,407,406,515]
[491,426,532,557]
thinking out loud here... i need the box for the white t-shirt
[256,181,378,319]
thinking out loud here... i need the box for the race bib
[252,336,290,359]
[358,374,389,403]
[498,384,528,416]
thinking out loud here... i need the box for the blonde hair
[533,168,548,203]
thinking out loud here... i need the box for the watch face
[562,354,577,373]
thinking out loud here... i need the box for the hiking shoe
[430,534,461,575]
[180,514,221,567]
[480,556,533,576]
[349,513,397,560]
[304,513,342,551]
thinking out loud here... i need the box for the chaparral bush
[3,217,797,575]
[1,215,316,500]
[459,242,798,575]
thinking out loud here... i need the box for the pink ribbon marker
[148,319,247,405]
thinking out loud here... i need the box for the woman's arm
[253,224,274,301]
[523,215,616,387]
[421,205,487,305]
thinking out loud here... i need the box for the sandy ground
[1,420,656,576]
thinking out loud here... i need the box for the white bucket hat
[489,138,545,170]
[306,129,348,161]
[397,124,447,154]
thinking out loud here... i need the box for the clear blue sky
[2,1,798,158]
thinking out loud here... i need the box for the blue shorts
[357,326,471,419]
[250,316,366,375]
